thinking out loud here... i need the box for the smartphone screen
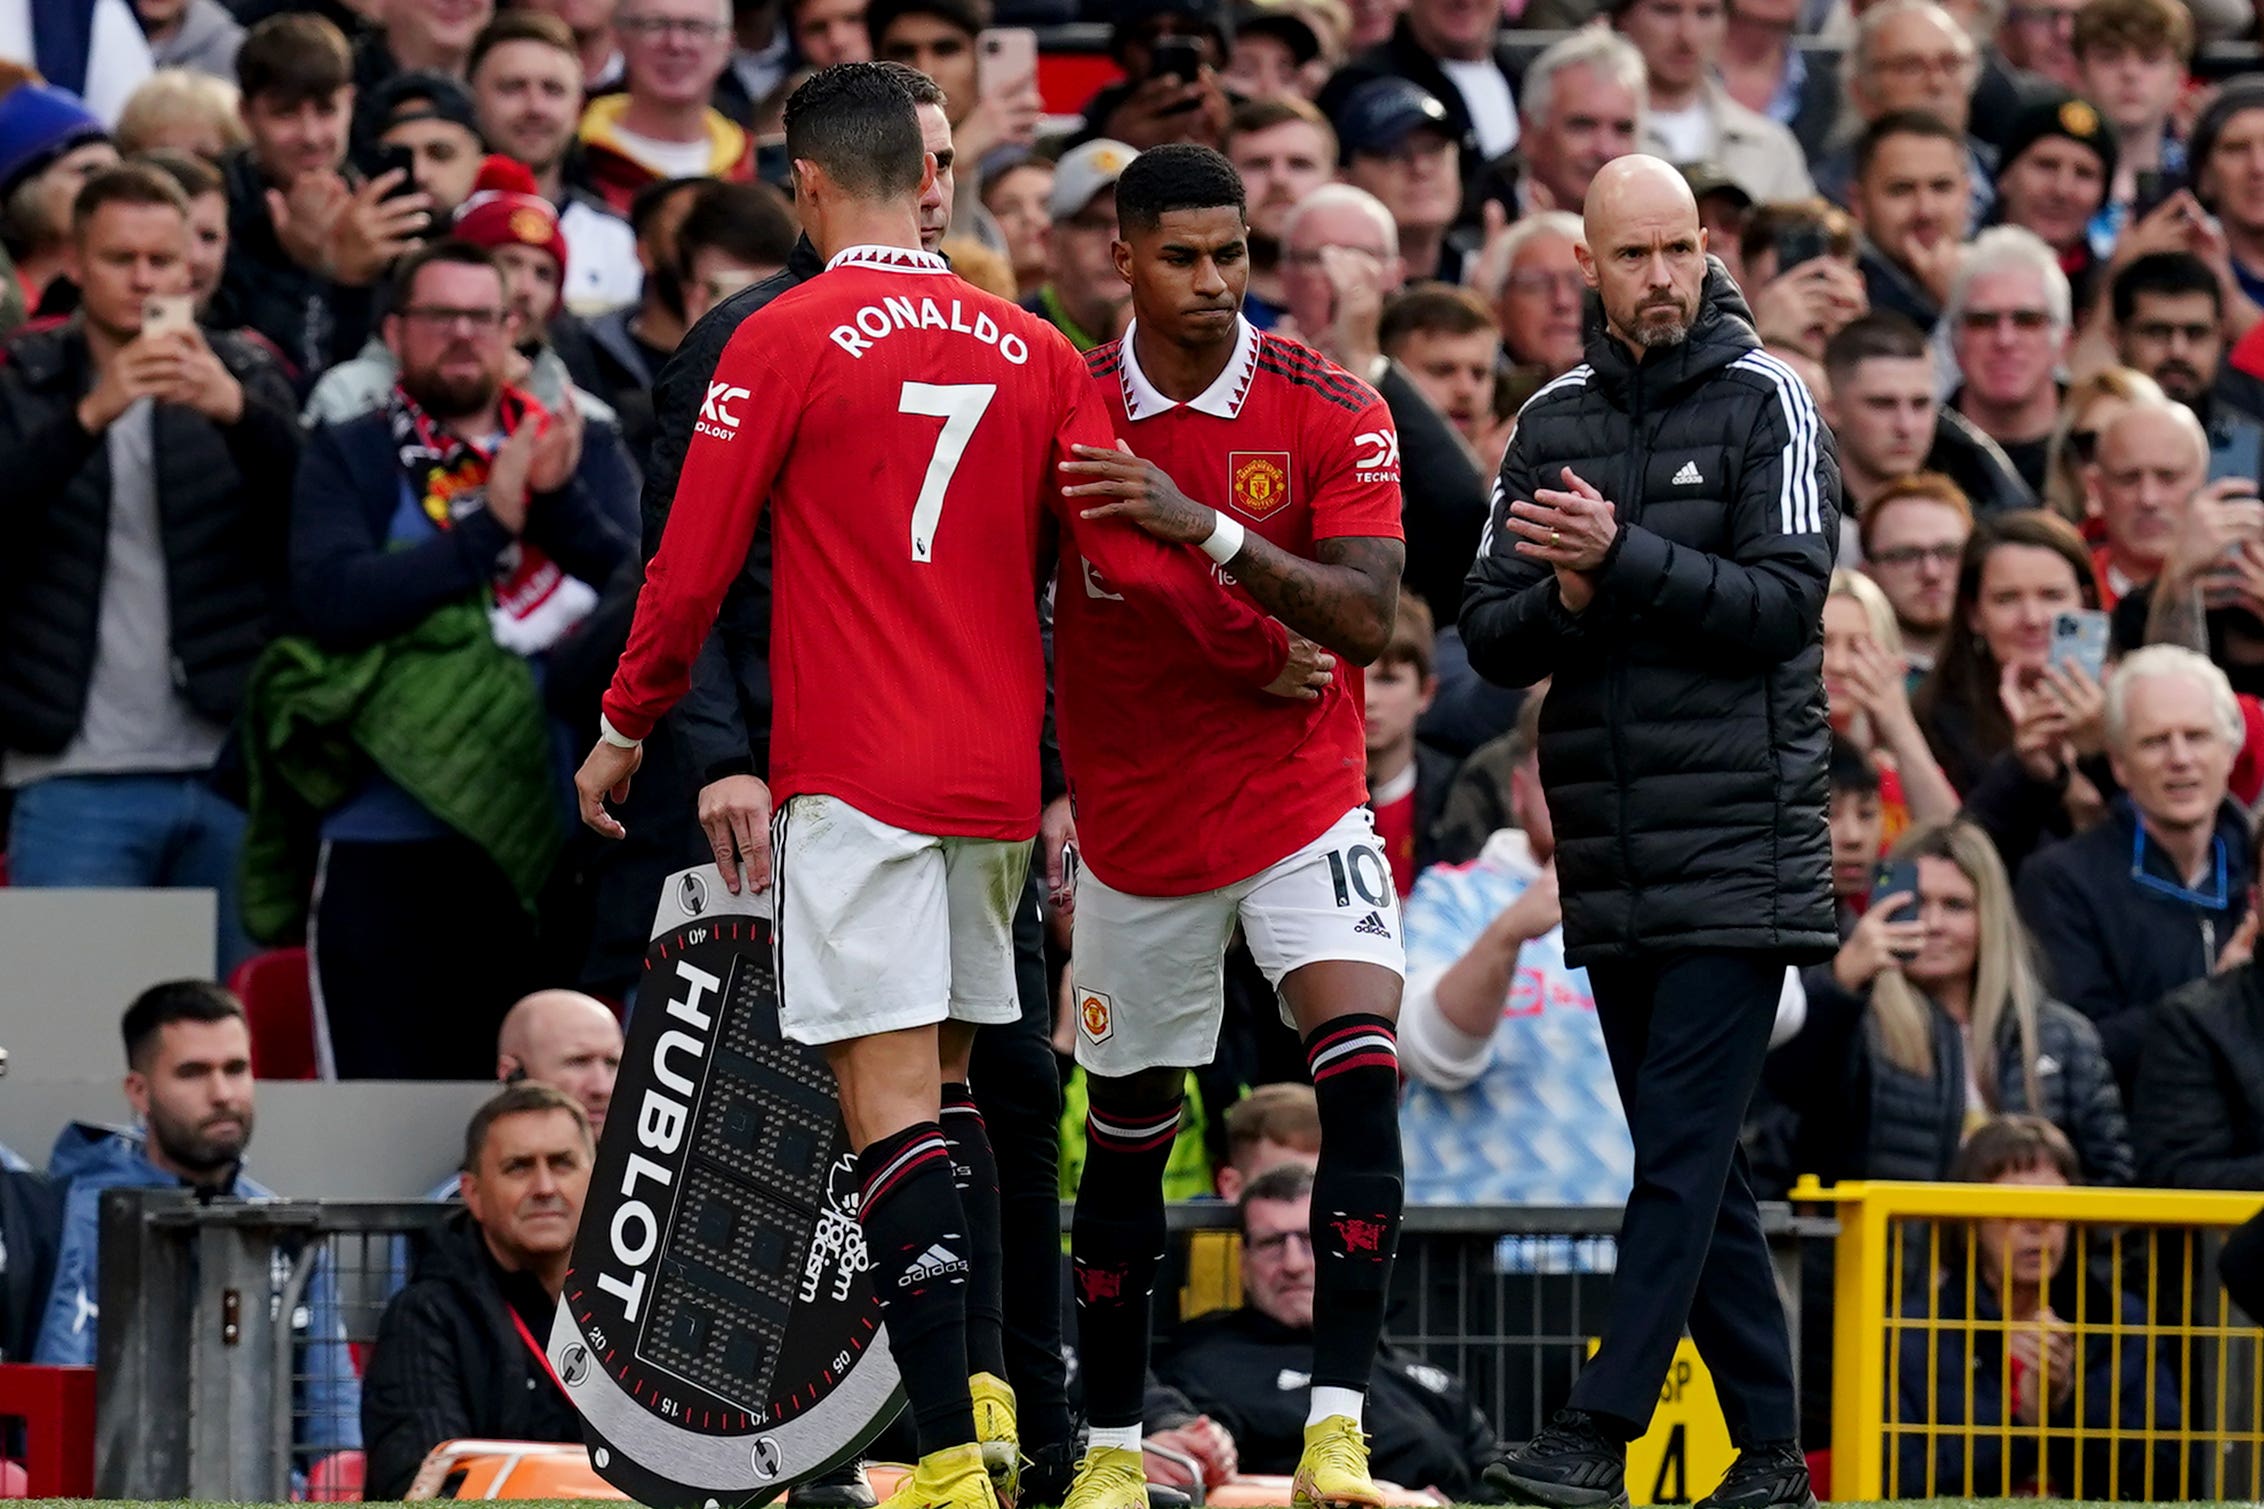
[141,294,194,339]
[978,27,1037,100]
[1771,224,1831,274]
[2048,608,2110,682]
[1151,36,1203,84]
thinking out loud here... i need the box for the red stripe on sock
[1312,1050,1400,1081]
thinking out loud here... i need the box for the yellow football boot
[878,1443,1001,1509]
[970,1371,1020,1504]
[1292,1415,1385,1509]
[1057,1445,1149,1509]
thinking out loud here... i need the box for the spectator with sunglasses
[2018,645,2255,1097]
[1946,228,2073,501]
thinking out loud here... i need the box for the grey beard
[1632,317,1692,349]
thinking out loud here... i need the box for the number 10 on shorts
[1325,845,1392,910]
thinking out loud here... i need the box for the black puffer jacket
[1460,262,1840,966]
[362,1210,583,1499]
[1771,968,2134,1184]
[2132,962,2264,1189]
[0,318,300,755]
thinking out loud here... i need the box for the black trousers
[311,835,544,1080]
[1569,949,1798,1445]
[969,867,1072,1445]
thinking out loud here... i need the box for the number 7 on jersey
[898,381,996,562]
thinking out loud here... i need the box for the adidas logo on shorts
[901,1242,968,1286]
[1353,911,1391,938]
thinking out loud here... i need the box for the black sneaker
[787,1459,877,1509]
[1485,1409,1629,1509]
[1019,1439,1080,1508]
[1695,1442,1815,1509]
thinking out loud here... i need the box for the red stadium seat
[304,1449,364,1502]
[229,948,320,1080]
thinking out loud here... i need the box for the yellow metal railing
[1796,1178,2264,1501]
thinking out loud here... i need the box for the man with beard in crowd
[1462,156,1835,1509]
[2113,252,2264,473]
[33,983,361,1457]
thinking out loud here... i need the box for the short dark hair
[783,62,926,202]
[468,11,580,80]
[463,1082,593,1173]
[872,58,947,110]
[237,13,354,108]
[1116,142,1245,233]
[1237,1161,1317,1229]
[1822,309,1930,384]
[73,163,190,237]
[2112,250,2221,324]
[134,147,223,201]
[866,0,987,45]
[123,981,245,1071]
[1855,109,1966,182]
[1380,284,1498,352]
[1738,198,1858,272]
[1377,591,1438,679]
[628,175,707,242]
[1950,1113,2082,1185]
[1828,735,1882,797]
[387,237,503,310]
[675,179,799,277]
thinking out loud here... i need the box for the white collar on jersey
[1118,315,1259,422]
[825,243,953,274]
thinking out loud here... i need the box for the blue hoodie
[35,1123,362,1452]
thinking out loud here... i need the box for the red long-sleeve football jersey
[603,245,1282,842]
[1055,320,1405,896]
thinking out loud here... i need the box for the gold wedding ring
[1551,527,1562,548]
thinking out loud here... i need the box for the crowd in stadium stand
[9,0,2264,1496]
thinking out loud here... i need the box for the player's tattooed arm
[1224,533,1404,664]
[1061,441,1404,663]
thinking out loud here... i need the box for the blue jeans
[7,772,255,976]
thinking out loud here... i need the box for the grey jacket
[150,0,243,78]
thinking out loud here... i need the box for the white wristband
[598,713,642,750]
[1200,511,1246,565]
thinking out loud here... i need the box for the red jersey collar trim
[825,243,953,274]
[1118,316,1259,422]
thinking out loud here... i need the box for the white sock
[1308,1386,1365,1428]
[1089,1424,1143,1454]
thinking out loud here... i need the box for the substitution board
[549,865,902,1506]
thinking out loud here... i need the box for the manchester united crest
[1078,989,1115,1044]
[1228,451,1292,520]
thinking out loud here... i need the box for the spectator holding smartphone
[2017,645,2253,1097]
[1069,0,1232,152]
[1766,819,2132,1185]
[1824,569,1960,833]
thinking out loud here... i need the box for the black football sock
[856,1121,977,1454]
[1305,1014,1405,1393]
[1069,1085,1185,1429]
[941,1081,1009,1380]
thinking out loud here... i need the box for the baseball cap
[366,70,482,139]
[0,84,107,202]
[1681,161,1754,209]
[1050,140,1138,220]
[1231,2,1321,64]
[1331,77,1460,164]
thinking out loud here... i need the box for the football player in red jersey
[1050,144,1410,1509]
[575,70,1293,1509]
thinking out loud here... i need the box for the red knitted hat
[451,156,569,277]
